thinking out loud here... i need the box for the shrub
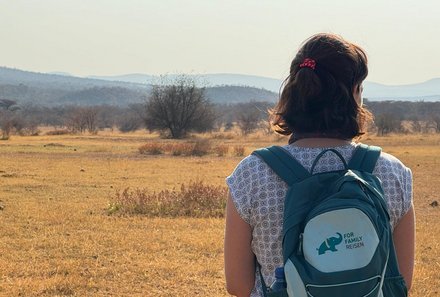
[214,144,229,157]
[211,132,235,140]
[143,76,215,138]
[160,143,175,153]
[138,143,163,155]
[138,140,212,157]
[233,145,245,156]
[46,129,70,135]
[165,140,211,156]
[169,142,195,156]
[107,181,228,217]
[118,117,142,133]
[191,139,211,156]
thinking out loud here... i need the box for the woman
[224,33,415,297]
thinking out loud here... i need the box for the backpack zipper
[297,233,304,255]
[358,180,367,193]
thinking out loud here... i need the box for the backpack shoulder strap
[348,144,382,173]
[252,146,310,185]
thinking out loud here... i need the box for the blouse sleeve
[401,166,413,217]
[374,153,413,228]
[226,155,260,225]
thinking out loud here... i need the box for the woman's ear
[353,84,363,106]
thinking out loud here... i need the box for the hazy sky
[1,0,439,85]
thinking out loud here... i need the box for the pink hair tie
[299,58,316,70]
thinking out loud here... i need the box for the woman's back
[224,33,414,297]
[226,142,412,296]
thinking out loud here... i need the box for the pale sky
[1,0,439,85]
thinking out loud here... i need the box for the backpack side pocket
[382,275,408,297]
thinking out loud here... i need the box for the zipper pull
[297,233,304,255]
[358,180,367,193]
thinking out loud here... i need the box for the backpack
[252,144,408,297]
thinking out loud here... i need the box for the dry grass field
[0,130,439,296]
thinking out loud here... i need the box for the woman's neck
[291,137,352,148]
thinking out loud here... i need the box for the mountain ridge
[89,72,440,100]
[0,67,277,106]
[1,66,439,105]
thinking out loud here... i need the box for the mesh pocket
[306,275,381,297]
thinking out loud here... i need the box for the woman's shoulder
[229,153,268,175]
[226,152,273,189]
[375,150,411,175]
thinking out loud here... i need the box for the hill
[363,79,440,100]
[0,67,278,106]
[0,66,145,90]
[90,73,283,93]
[90,72,440,101]
[2,67,439,106]
[206,85,277,104]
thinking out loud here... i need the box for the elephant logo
[317,232,343,255]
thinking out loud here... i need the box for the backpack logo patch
[317,232,343,255]
[317,232,366,255]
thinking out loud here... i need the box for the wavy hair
[271,33,372,139]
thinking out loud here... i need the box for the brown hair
[271,33,372,139]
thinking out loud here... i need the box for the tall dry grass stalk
[138,140,212,156]
[138,142,163,155]
[214,144,229,157]
[108,181,228,218]
[233,145,245,156]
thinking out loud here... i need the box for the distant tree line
[365,100,440,134]
[2,86,440,140]
[0,98,271,139]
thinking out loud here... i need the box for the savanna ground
[0,129,439,296]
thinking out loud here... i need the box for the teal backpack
[252,144,407,297]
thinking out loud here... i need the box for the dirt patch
[44,143,66,147]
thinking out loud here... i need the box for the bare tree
[375,113,402,136]
[116,103,144,132]
[237,109,261,135]
[410,117,422,133]
[65,107,99,133]
[430,115,440,133]
[83,107,99,133]
[66,108,84,133]
[0,99,20,139]
[143,76,215,138]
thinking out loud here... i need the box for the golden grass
[108,181,227,217]
[0,130,439,296]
